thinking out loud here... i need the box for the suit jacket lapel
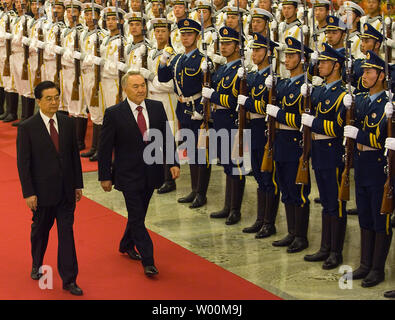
[120,99,145,141]
[36,112,59,154]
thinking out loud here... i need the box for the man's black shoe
[157,182,176,194]
[63,282,83,296]
[144,265,159,277]
[189,194,207,208]
[31,267,42,280]
[120,248,142,260]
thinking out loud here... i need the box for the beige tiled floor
[82,164,395,300]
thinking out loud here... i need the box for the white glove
[237,67,245,79]
[54,45,65,55]
[212,54,226,65]
[266,104,280,118]
[387,38,395,49]
[4,32,13,40]
[140,67,155,81]
[346,57,352,70]
[202,87,215,99]
[301,113,315,127]
[72,51,81,60]
[312,76,324,86]
[302,25,309,35]
[276,43,287,51]
[62,48,73,61]
[271,19,277,31]
[160,47,172,65]
[311,51,319,64]
[201,60,208,73]
[212,32,217,42]
[301,83,312,97]
[343,93,354,109]
[237,94,248,106]
[22,36,31,46]
[385,16,392,26]
[117,61,128,72]
[344,125,359,139]
[385,102,394,118]
[385,137,395,151]
[265,75,274,89]
[191,111,204,120]
[93,56,104,66]
[36,40,45,49]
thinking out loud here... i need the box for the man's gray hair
[121,70,144,89]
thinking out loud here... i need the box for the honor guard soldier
[325,15,346,50]
[202,26,245,225]
[158,18,212,209]
[301,43,347,269]
[169,0,190,54]
[212,0,227,29]
[0,4,7,119]
[11,0,36,126]
[143,17,179,194]
[343,51,392,288]
[310,0,330,52]
[341,1,364,59]
[276,0,302,78]
[360,0,383,32]
[61,0,87,150]
[265,37,312,252]
[352,23,384,94]
[147,0,166,20]
[0,0,19,123]
[221,6,248,38]
[237,32,280,237]
[195,0,218,58]
[79,2,105,161]
[101,6,126,108]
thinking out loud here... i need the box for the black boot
[210,175,232,219]
[178,164,199,203]
[226,176,245,225]
[26,97,35,119]
[0,90,9,120]
[12,96,27,127]
[0,87,5,118]
[361,231,392,288]
[272,204,296,247]
[190,164,211,208]
[287,204,309,253]
[304,214,331,262]
[157,165,176,194]
[81,123,99,158]
[323,215,347,269]
[243,189,266,233]
[89,124,102,161]
[255,191,280,238]
[3,92,18,122]
[391,214,395,228]
[352,228,375,280]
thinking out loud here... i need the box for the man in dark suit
[98,70,180,277]
[16,81,84,296]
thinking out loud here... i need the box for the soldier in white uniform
[0,0,19,123]
[79,2,105,161]
[310,0,329,53]
[169,0,190,54]
[194,0,218,59]
[360,0,382,32]
[276,0,302,78]
[342,0,365,59]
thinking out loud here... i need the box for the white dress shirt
[127,98,150,130]
[39,110,58,134]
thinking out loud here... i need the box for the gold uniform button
[378,158,381,161]
[328,143,332,146]
[294,138,297,141]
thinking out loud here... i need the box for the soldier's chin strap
[365,69,383,90]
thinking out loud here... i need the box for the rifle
[90,0,100,107]
[54,11,62,88]
[386,0,392,62]
[295,0,311,185]
[22,2,29,81]
[3,7,11,77]
[260,19,276,172]
[140,0,147,69]
[33,0,43,87]
[237,0,246,158]
[380,10,394,215]
[311,1,319,77]
[339,10,355,201]
[116,0,124,104]
[211,0,220,69]
[198,10,211,151]
[70,1,80,101]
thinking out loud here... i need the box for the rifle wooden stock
[33,25,43,88]
[54,25,61,88]
[71,26,80,101]
[386,1,392,62]
[3,15,11,77]
[261,86,276,172]
[90,33,100,107]
[238,76,247,157]
[22,16,29,81]
[339,102,355,201]
[201,70,211,150]
[295,95,312,185]
[116,34,124,104]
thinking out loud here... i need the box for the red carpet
[0,120,281,300]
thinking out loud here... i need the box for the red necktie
[49,119,59,152]
[136,106,147,140]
